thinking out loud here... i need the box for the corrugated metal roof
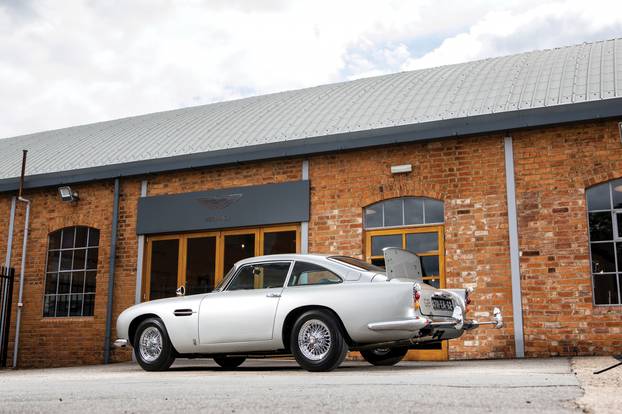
[1,38,621,188]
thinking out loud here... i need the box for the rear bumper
[367,307,504,332]
[367,317,429,331]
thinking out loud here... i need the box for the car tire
[290,309,348,372]
[360,347,408,366]
[133,317,176,372]
[213,356,246,369]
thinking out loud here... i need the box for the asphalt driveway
[0,357,593,413]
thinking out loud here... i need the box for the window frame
[142,224,300,301]
[365,225,445,288]
[42,226,100,318]
[364,197,444,230]
[586,180,622,307]
[222,260,293,292]
[286,260,343,287]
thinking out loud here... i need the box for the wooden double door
[143,225,299,301]
[365,224,447,360]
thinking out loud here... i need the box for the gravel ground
[0,357,584,413]
[571,356,622,414]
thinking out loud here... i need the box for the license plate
[432,297,454,311]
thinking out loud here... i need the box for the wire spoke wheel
[297,319,332,361]
[139,326,163,362]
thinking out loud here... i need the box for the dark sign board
[137,180,309,235]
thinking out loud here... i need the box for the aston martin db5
[115,248,503,372]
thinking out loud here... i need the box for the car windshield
[214,266,236,291]
[328,256,385,272]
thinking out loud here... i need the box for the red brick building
[1,39,621,368]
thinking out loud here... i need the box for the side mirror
[176,286,185,296]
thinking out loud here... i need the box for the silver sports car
[115,248,503,372]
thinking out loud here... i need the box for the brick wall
[0,159,303,368]
[308,134,515,359]
[0,182,115,368]
[513,120,622,357]
[1,120,621,368]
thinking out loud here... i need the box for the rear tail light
[413,283,422,310]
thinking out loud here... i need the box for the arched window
[586,179,622,305]
[43,226,100,317]
[364,197,444,229]
[364,197,444,287]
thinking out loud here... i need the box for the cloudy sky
[1,0,621,139]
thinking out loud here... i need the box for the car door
[198,261,292,344]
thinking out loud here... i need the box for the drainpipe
[301,160,309,254]
[134,180,148,305]
[13,150,31,368]
[0,197,16,361]
[504,135,525,358]
[103,178,120,364]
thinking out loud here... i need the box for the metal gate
[0,266,15,368]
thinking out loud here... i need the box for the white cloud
[402,0,622,70]
[0,0,621,139]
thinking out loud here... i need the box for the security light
[58,186,79,202]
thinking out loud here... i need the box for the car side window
[288,261,342,286]
[226,262,291,291]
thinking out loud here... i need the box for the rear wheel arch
[281,305,354,351]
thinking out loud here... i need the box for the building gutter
[503,135,525,358]
[103,178,120,364]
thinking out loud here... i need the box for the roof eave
[1,97,621,193]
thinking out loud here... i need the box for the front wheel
[213,356,246,369]
[133,318,176,371]
[290,310,348,372]
[360,347,408,366]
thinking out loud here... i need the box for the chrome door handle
[266,293,281,298]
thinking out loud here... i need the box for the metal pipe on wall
[135,180,148,305]
[504,135,525,358]
[0,197,16,361]
[103,178,120,364]
[301,160,309,254]
[12,150,31,368]
[12,197,29,368]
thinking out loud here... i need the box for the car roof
[235,253,332,266]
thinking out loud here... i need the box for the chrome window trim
[285,260,343,288]
[223,260,293,292]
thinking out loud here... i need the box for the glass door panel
[365,225,446,360]
[223,233,256,276]
[406,232,438,253]
[186,236,217,295]
[263,231,297,255]
[370,234,402,267]
[149,239,179,300]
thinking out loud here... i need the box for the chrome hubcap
[139,326,162,362]
[298,319,332,361]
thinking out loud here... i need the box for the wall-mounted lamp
[58,186,79,202]
[390,164,412,174]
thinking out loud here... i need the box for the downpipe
[12,196,30,368]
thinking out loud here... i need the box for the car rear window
[328,256,385,272]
